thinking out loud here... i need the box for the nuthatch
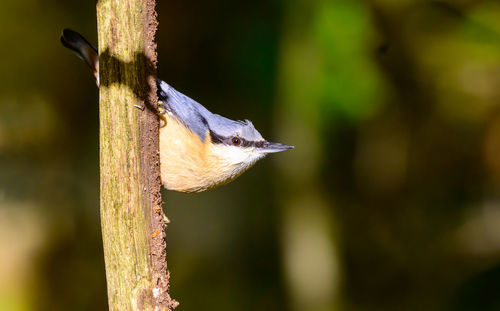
[61,29,293,193]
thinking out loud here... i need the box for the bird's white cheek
[210,145,265,171]
[210,145,246,164]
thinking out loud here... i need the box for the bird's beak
[259,141,294,153]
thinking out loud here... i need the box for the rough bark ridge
[97,0,177,309]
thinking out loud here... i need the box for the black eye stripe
[253,141,265,148]
[209,130,224,144]
[209,130,264,147]
[239,139,252,147]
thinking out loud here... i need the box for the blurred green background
[2,0,500,310]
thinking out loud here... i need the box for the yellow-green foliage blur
[1,1,500,310]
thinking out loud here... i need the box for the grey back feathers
[157,80,264,144]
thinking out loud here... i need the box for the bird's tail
[60,29,99,85]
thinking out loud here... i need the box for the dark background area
[1,0,500,310]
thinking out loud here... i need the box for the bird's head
[207,118,293,179]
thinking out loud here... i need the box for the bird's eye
[232,137,241,146]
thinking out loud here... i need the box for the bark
[96,0,177,310]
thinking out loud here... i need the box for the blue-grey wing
[156,79,264,142]
[157,80,211,141]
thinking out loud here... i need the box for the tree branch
[97,0,177,309]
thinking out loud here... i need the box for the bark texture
[97,1,177,310]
